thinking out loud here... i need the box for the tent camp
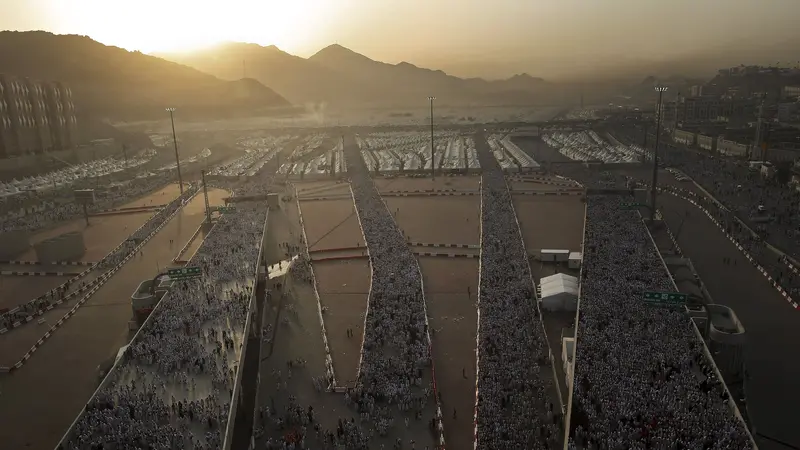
[539,273,579,312]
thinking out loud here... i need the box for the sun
[48,0,332,54]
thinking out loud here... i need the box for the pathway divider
[0,270,83,277]
[0,260,95,266]
[0,187,201,371]
[172,223,206,264]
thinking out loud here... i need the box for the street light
[166,107,184,195]
[428,96,435,180]
[650,86,668,221]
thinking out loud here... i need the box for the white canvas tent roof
[540,273,579,297]
[539,273,579,312]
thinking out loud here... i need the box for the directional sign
[167,266,202,280]
[621,202,648,209]
[642,291,688,307]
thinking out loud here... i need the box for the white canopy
[539,273,579,312]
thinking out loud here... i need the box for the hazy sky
[1,0,799,78]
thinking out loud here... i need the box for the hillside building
[0,74,77,159]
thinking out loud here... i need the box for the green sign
[621,202,648,209]
[217,206,237,214]
[167,266,202,280]
[642,291,688,307]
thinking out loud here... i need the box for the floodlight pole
[428,96,436,180]
[167,108,183,195]
[650,86,667,221]
[201,170,211,223]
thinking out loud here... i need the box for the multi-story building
[778,102,800,123]
[782,86,800,100]
[0,74,77,159]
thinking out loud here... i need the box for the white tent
[539,273,579,312]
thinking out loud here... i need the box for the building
[778,101,800,123]
[0,74,77,159]
[697,133,717,153]
[782,85,800,100]
[673,129,697,147]
[690,85,704,97]
[716,137,749,158]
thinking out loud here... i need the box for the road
[0,188,227,450]
[658,192,800,450]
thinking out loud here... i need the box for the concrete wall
[34,231,85,262]
[0,229,30,259]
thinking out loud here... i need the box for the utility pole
[642,121,649,164]
[428,96,436,180]
[752,96,765,160]
[651,86,668,221]
[201,170,211,223]
[166,107,183,195]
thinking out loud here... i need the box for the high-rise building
[0,74,77,159]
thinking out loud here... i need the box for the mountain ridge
[159,41,554,107]
[0,31,290,120]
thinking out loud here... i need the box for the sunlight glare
[47,0,331,53]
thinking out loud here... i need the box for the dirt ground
[0,188,226,450]
[512,196,585,252]
[418,256,479,450]
[373,175,480,193]
[312,260,371,386]
[382,196,481,245]
[299,199,365,251]
[14,183,183,263]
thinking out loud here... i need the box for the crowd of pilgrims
[0,173,176,232]
[474,133,562,450]
[0,185,199,332]
[57,189,267,450]
[566,196,752,449]
[339,138,436,440]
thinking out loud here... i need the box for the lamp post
[650,86,668,221]
[428,96,436,180]
[166,107,183,195]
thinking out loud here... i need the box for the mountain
[0,31,290,120]
[156,42,373,106]
[160,42,555,108]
